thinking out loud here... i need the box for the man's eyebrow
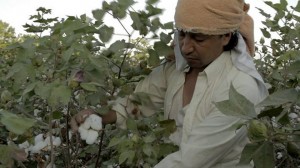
[191,33,210,38]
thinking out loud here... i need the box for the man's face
[178,31,231,70]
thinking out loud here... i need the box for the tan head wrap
[175,0,255,56]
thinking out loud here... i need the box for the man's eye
[195,38,205,42]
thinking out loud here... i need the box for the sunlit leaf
[258,89,298,107]
[214,84,257,120]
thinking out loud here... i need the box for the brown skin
[70,109,117,132]
[178,31,231,106]
[70,32,231,132]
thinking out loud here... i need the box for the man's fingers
[70,109,95,132]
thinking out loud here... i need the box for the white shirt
[112,51,267,168]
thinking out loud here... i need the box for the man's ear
[222,33,232,46]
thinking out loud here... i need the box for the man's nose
[181,35,194,55]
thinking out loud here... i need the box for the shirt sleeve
[111,62,175,129]
[154,76,265,168]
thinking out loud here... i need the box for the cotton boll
[68,131,73,140]
[288,113,298,119]
[53,137,61,146]
[85,129,99,144]
[31,141,47,153]
[34,134,44,144]
[89,114,102,131]
[19,141,30,149]
[81,116,92,130]
[45,136,55,145]
[78,126,89,140]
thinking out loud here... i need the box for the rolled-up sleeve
[111,62,174,129]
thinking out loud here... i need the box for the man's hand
[70,109,117,132]
[70,109,95,132]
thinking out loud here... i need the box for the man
[71,0,268,167]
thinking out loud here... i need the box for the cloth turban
[174,0,255,56]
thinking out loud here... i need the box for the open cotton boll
[78,125,89,140]
[53,137,61,146]
[89,114,102,131]
[85,129,99,144]
[81,116,92,130]
[34,134,44,144]
[19,141,30,149]
[31,141,47,153]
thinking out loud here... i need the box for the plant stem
[49,109,55,168]
[95,130,105,168]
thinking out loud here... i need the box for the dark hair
[223,32,238,51]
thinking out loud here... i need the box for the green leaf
[146,0,159,5]
[252,141,275,168]
[261,28,271,38]
[147,49,160,67]
[118,0,136,8]
[34,82,52,99]
[92,9,105,21]
[48,85,71,107]
[80,82,99,92]
[285,60,300,74]
[52,111,63,120]
[119,150,135,164]
[143,133,156,143]
[153,41,172,57]
[159,119,176,135]
[162,22,174,29]
[0,145,14,166]
[108,137,124,148]
[99,25,114,43]
[294,0,300,12]
[158,143,178,158]
[258,89,298,107]
[257,106,283,118]
[214,84,257,120]
[0,110,36,135]
[238,143,261,166]
[143,144,153,156]
[256,8,271,18]
[62,45,74,62]
[23,82,37,96]
[126,118,138,131]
